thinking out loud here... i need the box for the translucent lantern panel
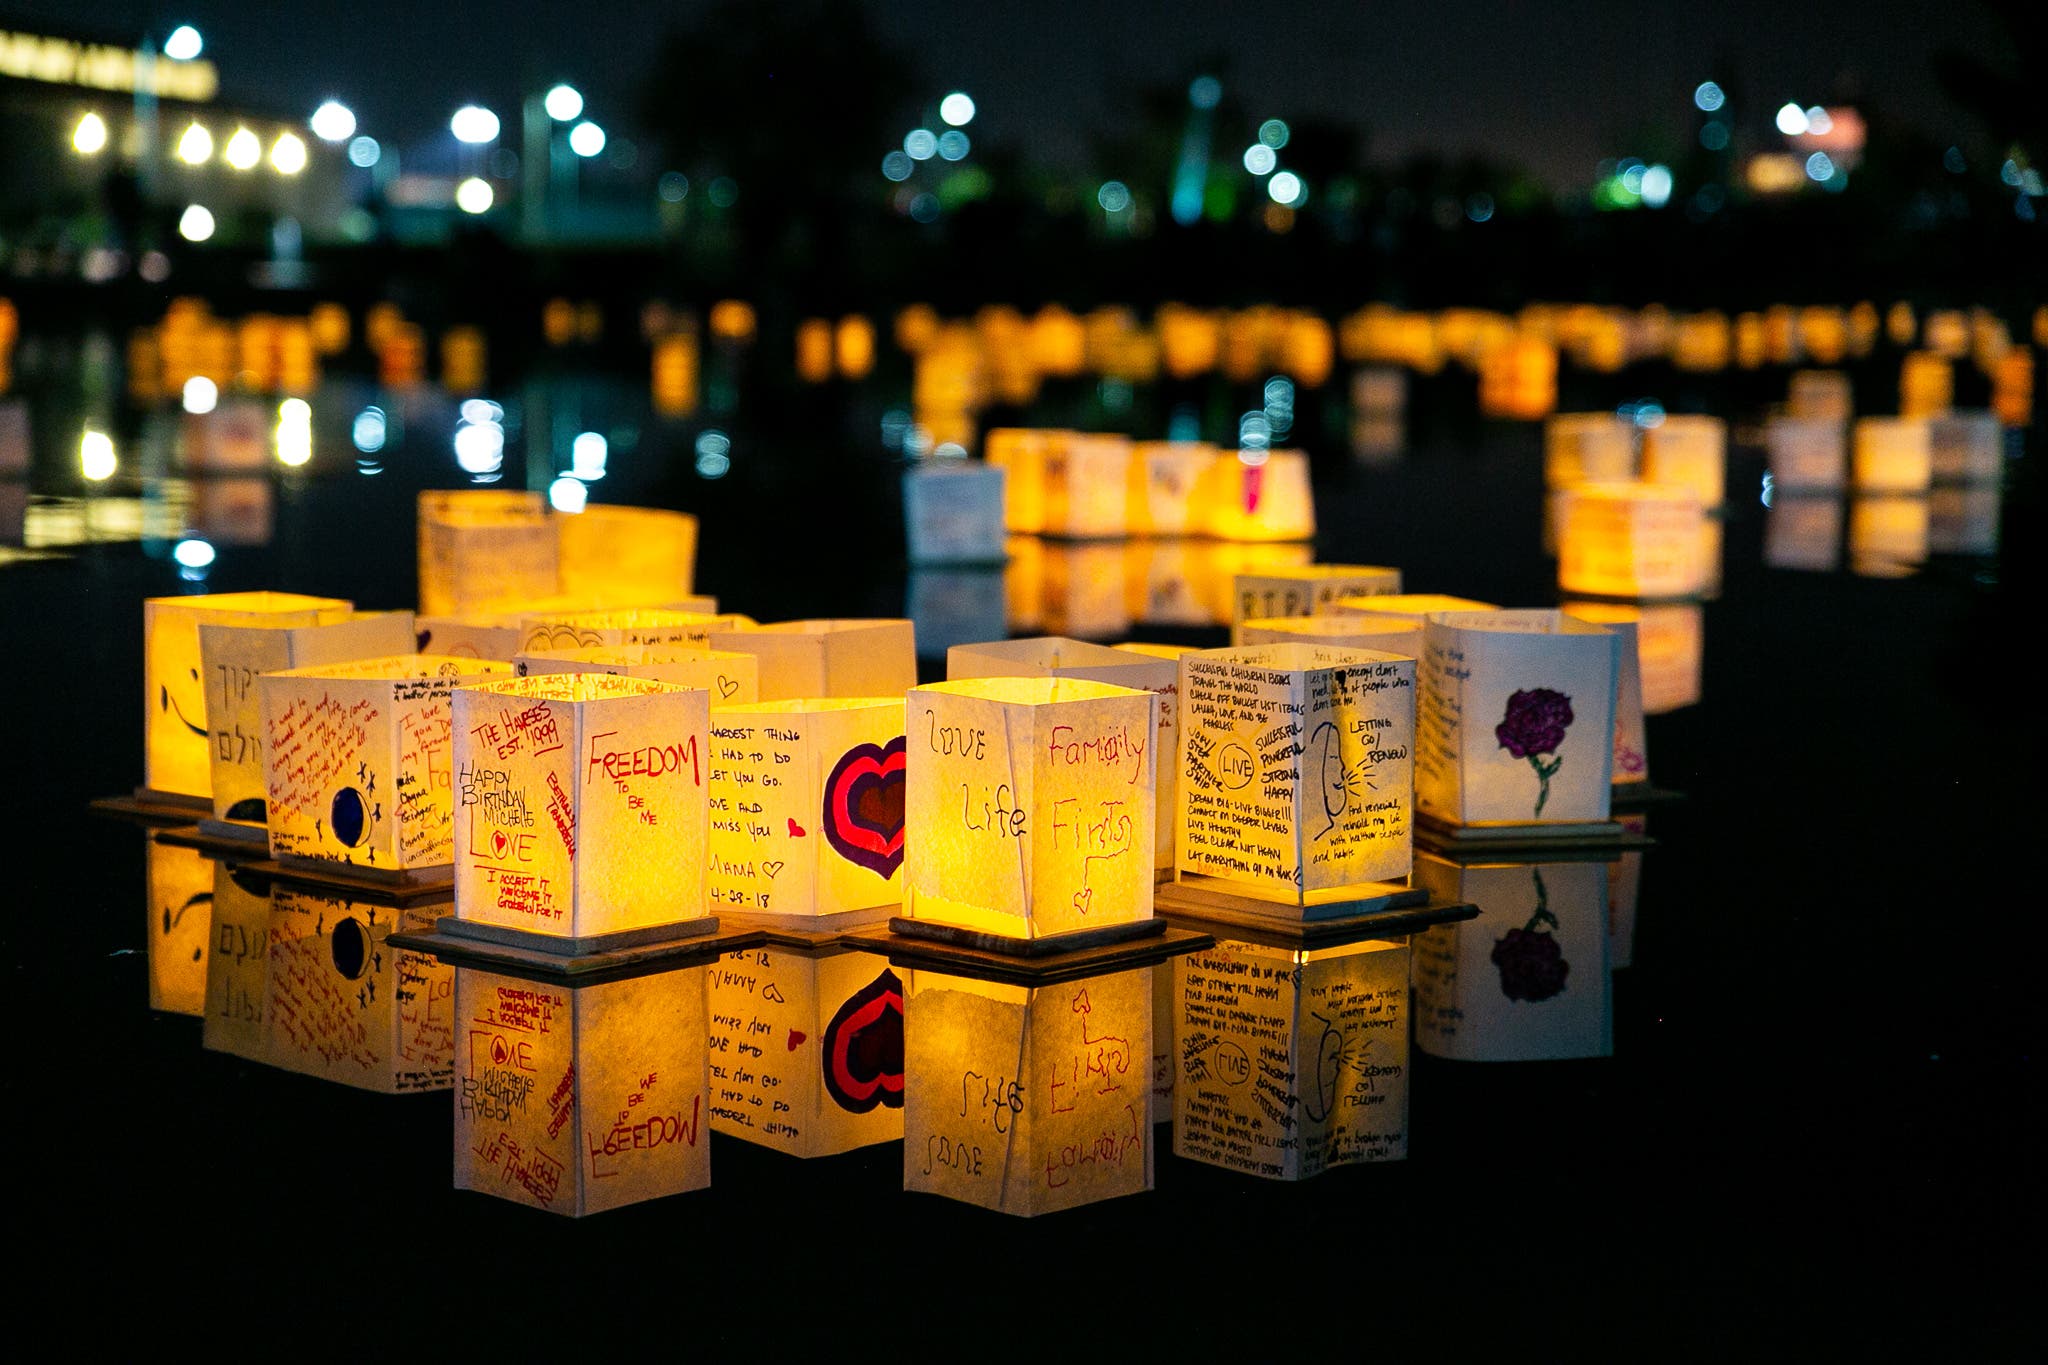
[984,428,1057,533]
[904,967,1153,1216]
[145,839,214,1016]
[1230,564,1404,641]
[903,461,1006,565]
[1764,416,1848,491]
[1042,433,1134,539]
[417,492,558,617]
[707,619,918,701]
[1194,450,1315,541]
[1543,413,1636,489]
[1639,415,1726,508]
[515,644,759,705]
[1558,605,1648,786]
[1237,611,1425,658]
[1852,418,1933,493]
[264,889,453,1093]
[520,607,739,655]
[1927,412,2002,484]
[1555,482,1711,600]
[556,505,698,607]
[1127,442,1215,536]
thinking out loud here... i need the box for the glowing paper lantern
[1120,539,1217,627]
[984,428,1053,534]
[947,637,1178,874]
[1633,603,1703,714]
[903,460,1007,565]
[704,697,906,926]
[556,505,699,607]
[1848,494,1930,572]
[1173,935,1409,1178]
[1544,413,1635,489]
[453,964,709,1216]
[1476,335,1557,419]
[263,888,453,1092]
[1671,312,1731,371]
[1418,611,1619,828]
[905,677,1156,940]
[1555,482,1711,600]
[1230,564,1403,642]
[145,839,214,1016]
[707,945,905,1156]
[1332,592,1498,620]
[180,399,270,473]
[904,965,1153,1215]
[451,673,710,939]
[199,612,417,831]
[260,654,513,872]
[1765,495,1843,572]
[145,591,355,803]
[1927,412,2002,484]
[1764,415,1848,490]
[1992,349,2033,427]
[1899,352,1953,418]
[1237,611,1426,658]
[515,644,758,704]
[1928,486,2001,555]
[1788,370,1854,422]
[1127,441,1215,536]
[521,607,739,654]
[1041,433,1134,539]
[1558,604,1649,787]
[1852,417,1934,493]
[1639,414,1726,507]
[708,619,917,701]
[414,612,526,660]
[1193,450,1316,542]
[1412,853,1611,1061]
[202,861,271,1061]
[1174,644,1416,913]
[417,490,557,617]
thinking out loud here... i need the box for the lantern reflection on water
[1555,482,1711,601]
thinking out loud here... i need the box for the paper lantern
[904,965,1153,1216]
[1128,442,1215,536]
[417,490,557,616]
[1174,644,1416,912]
[1113,642,1198,665]
[199,612,418,831]
[1157,305,1221,378]
[1992,348,2033,427]
[516,644,758,704]
[521,606,737,655]
[1732,313,1768,369]
[1671,312,1731,371]
[1173,935,1409,1178]
[707,619,918,701]
[1120,539,1217,627]
[556,505,699,607]
[1558,604,1649,787]
[703,697,906,926]
[1899,352,1953,418]
[1765,494,1843,572]
[1764,415,1848,490]
[1040,433,1134,539]
[1003,534,1047,632]
[1332,592,1498,620]
[906,568,1008,659]
[651,332,699,417]
[1418,611,1618,828]
[1787,369,1854,422]
[145,591,356,802]
[1193,450,1315,542]
[904,677,1156,940]
[1351,366,1407,419]
[1476,336,1557,419]
[260,654,513,872]
[947,638,1178,874]
[145,839,214,1016]
[1922,311,1970,358]
[453,964,709,1216]
[984,429,1051,534]
[1543,413,1636,489]
[180,399,269,473]
[707,945,905,1156]
[1852,417,1933,493]
[1555,482,1711,600]
[415,612,525,660]
[1412,854,1611,1061]
[1927,412,2002,484]
[202,861,271,1061]
[1928,486,2001,555]
[1230,564,1403,641]
[1236,611,1425,659]
[1632,603,1703,715]
[903,461,1007,565]
[451,673,709,939]
[1798,306,1849,364]
[263,888,453,1092]
[1848,494,1930,573]
[1639,415,1726,507]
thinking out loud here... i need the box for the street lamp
[451,106,500,144]
[544,84,584,122]
[162,25,203,61]
[310,101,356,142]
[568,121,605,158]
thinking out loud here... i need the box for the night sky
[7,0,2017,185]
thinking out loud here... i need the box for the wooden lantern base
[1155,891,1478,947]
[1414,812,1655,856]
[720,910,891,951]
[839,918,1215,987]
[154,821,267,859]
[1157,875,1427,924]
[89,786,212,826]
[387,914,760,983]
[219,851,457,906]
[1610,780,1688,809]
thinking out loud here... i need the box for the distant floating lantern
[1236,611,1425,658]
[1556,482,1711,600]
[1633,602,1704,714]
[1798,306,1849,365]
[1671,312,1731,371]
[440,325,487,393]
[1171,644,1417,914]
[1848,493,1931,572]
[1765,493,1843,572]
[1230,564,1403,640]
[1899,351,1953,418]
[707,619,918,701]
[1638,414,1726,507]
[521,607,738,654]
[708,946,905,1156]
[1042,432,1134,539]
[1763,304,1801,366]
[1332,592,1499,620]
[542,297,577,347]
[1544,413,1636,489]
[1559,603,1650,788]
[1733,312,1768,369]
[515,644,758,703]
[1176,540,1314,625]
[1852,417,1934,493]
[556,505,700,608]
[260,654,513,872]
[1764,415,1848,490]
[835,315,876,379]
[308,302,350,355]
[708,299,756,343]
[795,317,833,384]
[1921,309,1970,359]
[377,322,426,387]
[1847,301,1881,356]
[1885,301,1917,348]
[453,963,710,1215]
[904,676,1156,941]
[946,637,1180,875]
[1476,335,1557,419]
[1156,305,1220,378]
[1193,449,1316,541]
[198,612,417,833]
[651,332,699,417]
[904,963,1154,1215]
[1928,411,2002,484]
[704,697,907,926]
[903,460,1007,565]
[143,592,356,804]
[1417,611,1619,829]
[1173,934,1410,1178]
[1283,315,1335,387]
[1928,485,2001,555]
[1127,441,1215,536]
[1412,854,1612,1061]
[1351,367,1407,419]
[1029,305,1087,376]
[894,303,940,356]
[1992,349,2033,427]
[417,489,558,617]
[983,427,1055,533]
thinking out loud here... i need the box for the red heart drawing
[788,817,806,837]
[822,736,907,879]
[491,830,509,858]
[787,1029,807,1051]
[1073,887,1093,915]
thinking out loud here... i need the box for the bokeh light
[455,177,495,214]
[939,92,976,126]
[569,121,606,157]
[182,377,218,414]
[177,204,215,241]
[310,101,355,142]
[451,105,500,144]
[545,84,585,122]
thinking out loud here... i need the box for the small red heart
[491,830,509,857]
[787,1029,807,1051]
[787,818,806,837]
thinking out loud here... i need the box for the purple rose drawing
[1495,687,1574,817]
[1491,867,1569,1002]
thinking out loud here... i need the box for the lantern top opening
[1334,593,1498,618]
[531,607,732,630]
[915,675,1152,707]
[749,618,915,638]
[953,635,1159,672]
[1242,611,1423,640]
[1195,640,1416,673]
[1559,601,1643,627]
[518,644,753,669]
[464,672,680,704]
[268,652,507,682]
[146,589,349,612]
[713,695,904,717]
[1427,609,1615,638]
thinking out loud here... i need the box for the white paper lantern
[1927,412,2002,484]
[903,461,1007,564]
[1543,412,1635,488]
[1230,564,1403,641]
[514,643,758,705]
[1127,441,1216,536]
[707,619,918,701]
[1639,414,1726,507]
[1852,417,1934,493]
[1555,482,1711,600]
[1764,415,1848,490]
